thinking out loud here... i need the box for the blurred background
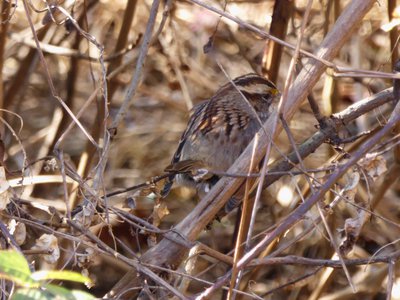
[1,0,400,299]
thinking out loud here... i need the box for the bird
[162,73,280,214]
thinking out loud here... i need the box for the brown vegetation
[1,0,400,299]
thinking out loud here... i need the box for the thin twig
[111,0,161,130]
[198,105,400,298]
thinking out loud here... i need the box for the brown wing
[161,101,208,197]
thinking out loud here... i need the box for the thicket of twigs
[2,0,400,299]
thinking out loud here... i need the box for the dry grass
[1,0,400,299]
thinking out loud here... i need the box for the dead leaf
[8,220,26,246]
[339,216,362,257]
[0,167,10,210]
[31,234,60,264]
[359,154,387,181]
[152,202,170,227]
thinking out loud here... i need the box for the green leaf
[11,288,53,300]
[31,270,91,284]
[0,250,36,287]
[43,284,71,298]
[12,285,95,300]
[68,289,95,300]
[45,284,95,300]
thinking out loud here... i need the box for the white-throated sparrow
[162,73,280,213]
